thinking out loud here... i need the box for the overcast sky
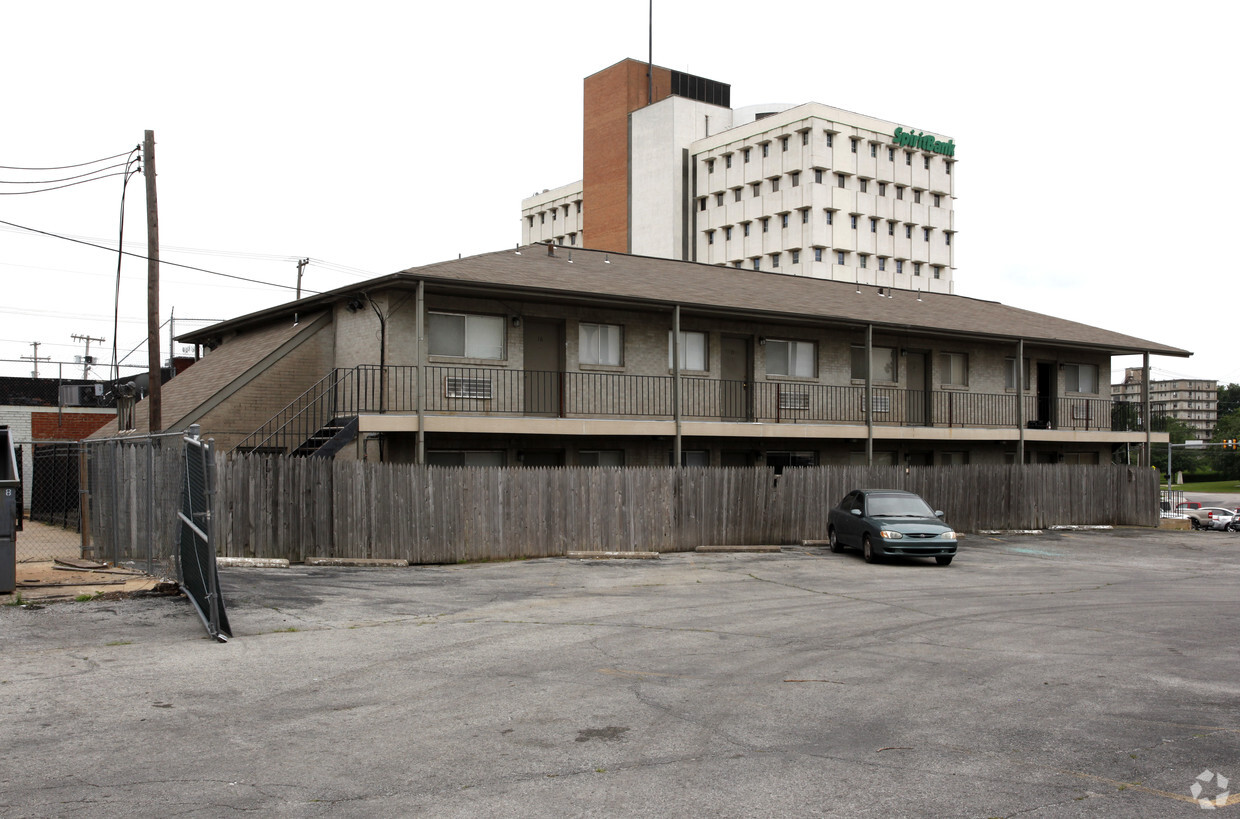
[2,1,1233,387]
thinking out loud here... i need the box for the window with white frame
[1065,363,1098,394]
[771,252,780,268]
[938,352,968,387]
[428,312,505,359]
[766,339,816,378]
[668,330,708,371]
[1005,357,1031,390]
[579,322,623,366]
[813,247,823,262]
[851,345,898,382]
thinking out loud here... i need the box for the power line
[0,162,130,185]
[0,150,134,171]
[0,171,129,195]
[0,216,319,294]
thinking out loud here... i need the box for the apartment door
[905,350,929,425]
[1035,361,1054,428]
[523,319,564,416]
[720,336,752,421]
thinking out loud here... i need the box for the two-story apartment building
[91,246,1184,468]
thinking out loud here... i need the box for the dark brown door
[523,319,564,416]
[721,336,752,421]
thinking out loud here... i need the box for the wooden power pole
[144,130,162,433]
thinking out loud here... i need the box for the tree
[1151,417,1205,476]
[1211,406,1240,478]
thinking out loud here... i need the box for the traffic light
[1226,439,1237,451]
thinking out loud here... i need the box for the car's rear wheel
[1191,518,1201,530]
[828,527,843,553]
[935,555,953,566]
[862,534,880,563]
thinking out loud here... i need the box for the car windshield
[867,494,936,518]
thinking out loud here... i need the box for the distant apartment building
[1112,368,1217,437]
[522,58,956,294]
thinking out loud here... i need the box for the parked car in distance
[1177,501,1202,511]
[1186,506,1240,530]
[827,489,957,565]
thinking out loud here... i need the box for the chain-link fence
[12,440,87,564]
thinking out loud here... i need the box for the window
[733,260,743,268]
[575,201,582,213]
[888,147,895,161]
[896,260,904,275]
[671,450,710,467]
[569,233,576,245]
[1005,357,1030,390]
[715,192,724,206]
[914,189,922,204]
[698,198,707,212]
[801,131,809,146]
[668,330,708,370]
[743,222,751,237]
[813,247,823,262]
[579,323,623,366]
[837,251,846,265]
[752,182,762,197]
[923,227,931,241]
[825,132,834,147]
[429,312,505,359]
[896,186,904,200]
[914,262,922,276]
[932,265,942,279]
[770,177,780,193]
[762,142,770,158]
[427,450,505,467]
[877,257,887,272]
[780,213,789,228]
[790,171,800,187]
[888,221,896,236]
[771,252,780,268]
[878,182,887,196]
[800,208,809,224]
[767,339,816,377]
[837,173,847,188]
[905,224,912,238]
[850,214,858,229]
[791,249,800,264]
[939,352,968,387]
[851,345,897,382]
[706,159,715,174]
[924,156,930,169]
[850,137,859,153]
[743,148,751,163]
[825,210,834,225]
[724,226,733,240]
[946,160,952,175]
[580,450,623,466]
[734,187,743,202]
[780,136,789,152]
[540,212,545,224]
[870,218,878,233]
[551,209,557,221]
[905,151,912,166]
[933,193,941,207]
[870,143,877,157]
[945,232,952,246]
[1065,363,1099,394]
[725,153,733,169]
[752,257,760,271]
[859,178,868,193]
[814,169,823,184]
[706,230,715,245]
[858,254,868,269]
[761,217,770,233]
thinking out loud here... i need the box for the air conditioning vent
[446,377,492,400]
[59,384,103,407]
[861,394,891,413]
[778,389,810,410]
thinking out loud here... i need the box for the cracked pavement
[1,527,1237,817]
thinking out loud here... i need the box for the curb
[217,557,290,569]
[566,551,660,560]
[304,557,410,567]
[695,545,783,553]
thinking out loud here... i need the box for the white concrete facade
[521,182,584,248]
[1111,368,1218,437]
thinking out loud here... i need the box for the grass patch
[3,592,24,606]
[74,593,99,602]
[273,626,299,633]
[1164,479,1240,493]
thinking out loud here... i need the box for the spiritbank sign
[891,127,956,157]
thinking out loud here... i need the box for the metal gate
[178,428,230,641]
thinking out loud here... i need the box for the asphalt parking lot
[2,527,1238,817]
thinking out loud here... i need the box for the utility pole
[144,130,162,432]
[21,342,50,378]
[295,257,309,300]
[70,334,105,379]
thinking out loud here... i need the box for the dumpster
[0,426,18,593]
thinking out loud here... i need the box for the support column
[673,305,682,466]
[1016,339,1025,465]
[1142,351,1151,469]
[416,280,426,466]
[865,324,873,466]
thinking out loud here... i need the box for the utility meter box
[0,426,18,594]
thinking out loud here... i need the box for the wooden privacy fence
[208,457,1158,564]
